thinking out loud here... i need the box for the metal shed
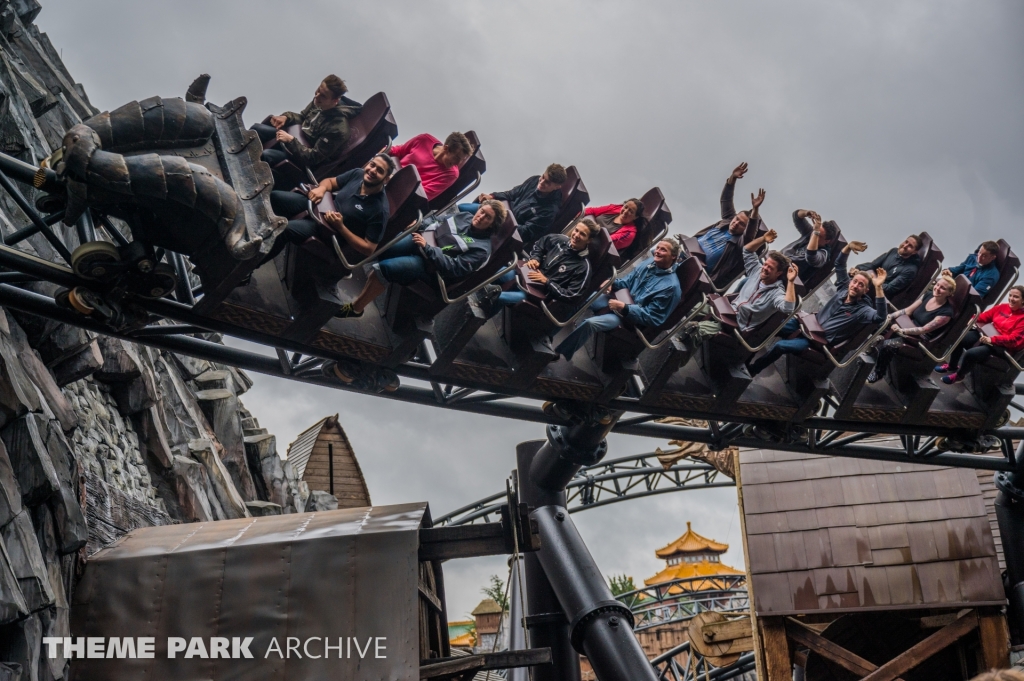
[69,502,441,680]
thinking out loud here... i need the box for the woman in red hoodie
[938,284,1024,383]
[584,198,644,254]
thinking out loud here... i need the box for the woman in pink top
[389,132,471,200]
[584,198,644,254]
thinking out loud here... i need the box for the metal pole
[507,556,529,681]
[328,442,334,496]
[996,438,1024,644]
[76,209,97,247]
[170,251,195,305]
[518,403,658,681]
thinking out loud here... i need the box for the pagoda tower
[645,522,744,592]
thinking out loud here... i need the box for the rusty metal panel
[740,448,1004,616]
[69,503,426,680]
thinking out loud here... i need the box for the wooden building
[736,448,1009,680]
[285,414,371,508]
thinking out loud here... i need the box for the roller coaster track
[434,451,734,526]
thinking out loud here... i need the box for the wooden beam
[860,611,978,681]
[703,617,753,643]
[759,617,792,681]
[978,610,1010,671]
[784,619,902,680]
[420,648,552,679]
[418,523,508,561]
[734,449,766,681]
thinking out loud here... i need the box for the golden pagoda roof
[654,522,729,557]
[644,560,746,590]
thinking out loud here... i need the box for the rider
[264,153,395,264]
[462,164,567,244]
[253,75,362,176]
[333,200,508,319]
[782,209,836,280]
[584,199,644,254]
[852,234,923,299]
[554,239,682,361]
[942,241,1001,298]
[389,132,472,201]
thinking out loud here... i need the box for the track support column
[517,402,657,681]
[995,438,1024,644]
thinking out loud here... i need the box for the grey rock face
[0,9,318,680]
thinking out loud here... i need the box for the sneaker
[934,363,950,373]
[866,370,881,384]
[334,303,363,319]
[940,372,959,385]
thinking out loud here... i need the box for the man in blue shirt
[694,163,763,272]
[554,239,683,361]
[944,241,1000,298]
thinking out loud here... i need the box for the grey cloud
[39,0,1023,617]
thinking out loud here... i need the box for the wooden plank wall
[301,426,371,508]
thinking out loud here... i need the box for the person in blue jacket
[554,239,683,361]
[943,241,1001,298]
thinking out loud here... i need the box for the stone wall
[0,2,318,679]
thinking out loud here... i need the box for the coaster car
[264,92,398,189]
[43,76,283,314]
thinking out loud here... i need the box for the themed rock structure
[0,6,313,678]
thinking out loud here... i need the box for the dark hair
[545,163,568,185]
[980,240,1000,255]
[1009,284,1024,299]
[851,270,873,287]
[576,216,600,237]
[765,250,790,273]
[822,220,839,243]
[907,234,924,250]
[371,152,398,178]
[444,132,472,159]
[478,199,507,227]
[624,198,645,220]
[322,74,347,99]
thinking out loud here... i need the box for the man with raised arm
[687,162,764,272]
[389,132,472,200]
[782,209,837,280]
[253,75,362,174]
[463,164,567,244]
[943,241,1001,298]
[731,229,799,334]
[747,239,887,376]
[333,200,508,319]
[554,239,683,361]
[853,234,922,299]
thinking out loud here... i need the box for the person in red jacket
[389,132,472,200]
[937,285,1024,383]
[584,198,644,254]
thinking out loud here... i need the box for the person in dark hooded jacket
[460,164,567,244]
[478,217,600,317]
[253,75,362,175]
[335,200,507,319]
[853,234,923,298]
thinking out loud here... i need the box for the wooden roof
[655,521,729,557]
[471,598,504,616]
[285,414,370,508]
[738,449,1004,616]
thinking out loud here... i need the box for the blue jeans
[554,295,622,360]
[458,202,481,214]
[747,318,808,376]
[374,235,431,285]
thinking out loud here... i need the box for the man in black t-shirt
[264,153,395,263]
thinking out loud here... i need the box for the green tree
[608,574,636,597]
[482,574,509,612]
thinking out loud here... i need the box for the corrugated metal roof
[739,449,1004,616]
[285,415,331,478]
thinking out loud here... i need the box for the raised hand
[787,262,799,282]
[763,229,778,244]
[730,162,748,182]
[844,240,868,254]
[751,188,766,209]
[811,213,824,235]
[871,267,888,287]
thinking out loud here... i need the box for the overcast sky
[37,1,1024,619]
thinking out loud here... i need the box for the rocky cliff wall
[0,2,323,679]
